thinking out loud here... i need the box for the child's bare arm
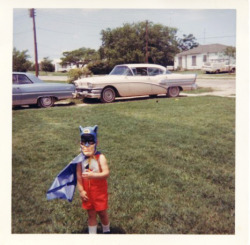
[76,163,88,201]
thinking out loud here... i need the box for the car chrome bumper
[74,88,102,99]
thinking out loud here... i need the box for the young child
[76,125,110,234]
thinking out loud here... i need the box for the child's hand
[80,190,88,202]
[82,171,94,179]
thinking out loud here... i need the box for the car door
[13,74,34,105]
[148,68,168,95]
[12,74,22,105]
[126,67,152,96]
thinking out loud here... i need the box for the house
[174,44,235,70]
[53,58,82,72]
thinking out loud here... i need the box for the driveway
[184,78,236,97]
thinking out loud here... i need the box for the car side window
[13,75,18,84]
[134,68,148,76]
[148,68,164,76]
[18,75,33,84]
[123,68,133,76]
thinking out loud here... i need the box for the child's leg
[98,210,110,233]
[98,210,109,225]
[87,209,97,234]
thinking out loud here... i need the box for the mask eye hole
[81,141,95,146]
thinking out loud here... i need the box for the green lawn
[12,96,235,234]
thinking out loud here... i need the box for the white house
[174,44,235,70]
[53,58,80,72]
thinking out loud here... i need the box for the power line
[37,27,74,35]
[13,29,32,35]
[196,35,235,40]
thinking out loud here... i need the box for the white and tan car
[73,64,197,103]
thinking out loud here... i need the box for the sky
[13,9,236,62]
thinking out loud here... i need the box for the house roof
[176,44,229,57]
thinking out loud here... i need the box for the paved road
[39,76,67,81]
[191,78,236,97]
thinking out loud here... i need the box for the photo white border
[0,0,248,244]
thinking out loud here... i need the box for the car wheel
[167,87,180,98]
[101,87,116,103]
[38,96,55,108]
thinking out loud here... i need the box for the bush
[82,67,93,77]
[67,67,93,83]
[40,57,55,72]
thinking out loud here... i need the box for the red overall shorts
[81,154,108,211]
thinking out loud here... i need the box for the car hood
[73,75,125,87]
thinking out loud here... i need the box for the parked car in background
[12,72,76,108]
[73,64,197,103]
[202,60,236,74]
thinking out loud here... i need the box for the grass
[12,96,235,234]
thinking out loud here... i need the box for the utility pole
[29,8,39,76]
[145,20,149,63]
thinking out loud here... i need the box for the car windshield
[109,66,133,76]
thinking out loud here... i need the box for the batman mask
[79,125,98,147]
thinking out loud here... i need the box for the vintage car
[13,72,76,108]
[202,60,236,74]
[73,64,197,103]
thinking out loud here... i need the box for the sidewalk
[39,76,68,81]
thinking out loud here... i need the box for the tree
[100,21,185,67]
[178,34,199,51]
[13,48,33,72]
[224,46,236,60]
[40,57,55,72]
[224,46,236,73]
[87,60,111,74]
[60,47,99,68]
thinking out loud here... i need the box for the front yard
[12,96,235,234]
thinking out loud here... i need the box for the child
[76,125,110,234]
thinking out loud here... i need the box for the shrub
[67,68,83,83]
[67,67,93,83]
[40,57,55,72]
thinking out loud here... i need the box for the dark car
[12,72,76,108]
